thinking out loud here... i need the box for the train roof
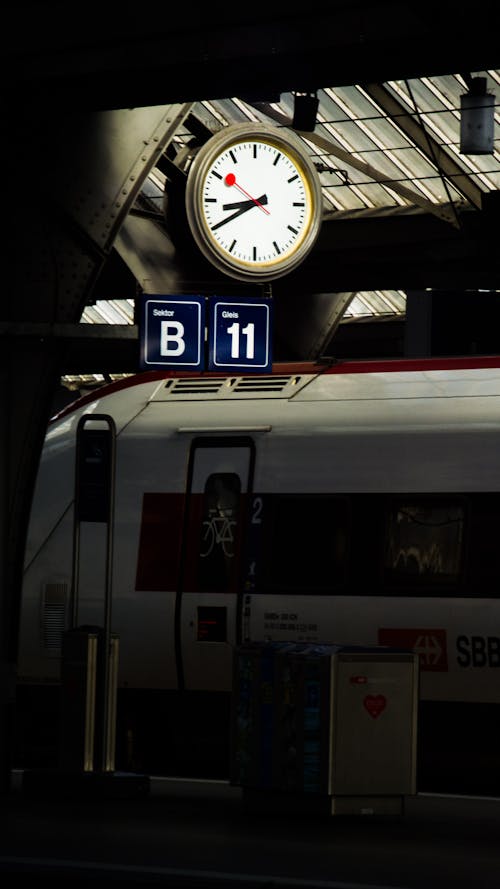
[51,355,500,426]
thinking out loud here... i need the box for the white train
[15,355,500,792]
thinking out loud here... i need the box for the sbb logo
[456,636,500,668]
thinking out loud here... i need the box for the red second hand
[225,172,270,214]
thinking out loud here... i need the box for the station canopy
[63,70,499,391]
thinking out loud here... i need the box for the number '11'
[227,322,255,359]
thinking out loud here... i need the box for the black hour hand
[222,194,268,211]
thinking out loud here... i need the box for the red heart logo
[363,694,386,719]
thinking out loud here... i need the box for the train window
[261,495,350,592]
[197,473,241,591]
[465,493,500,595]
[384,499,465,587]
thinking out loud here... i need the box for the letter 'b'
[160,321,185,356]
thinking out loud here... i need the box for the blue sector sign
[140,295,205,370]
[208,298,273,372]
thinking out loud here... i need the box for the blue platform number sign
[208,297,273,373]
[139,294,205,370]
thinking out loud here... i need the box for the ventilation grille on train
[150,374,311,401]
[42,581,67,653]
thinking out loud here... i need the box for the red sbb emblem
[378,627,448,671]
[349,675,368,684]
[363,694,387,719]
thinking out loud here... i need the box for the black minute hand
[211,195,268,232]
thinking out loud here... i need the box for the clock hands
[222,195,268,211]
[210,173,271,231]
[224,173,270,215]
[211,193,268,232]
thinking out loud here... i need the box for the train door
[178,437,254,691]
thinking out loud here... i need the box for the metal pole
[103,418,116,771]
[74,414,117,772]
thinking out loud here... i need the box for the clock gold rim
[185,123,323,283]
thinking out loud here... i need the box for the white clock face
[185,124,322,282]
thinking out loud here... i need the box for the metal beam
[251,102,462,226]
[361,82,483,209]
[4,6,499,110]
[0,323,138,340]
